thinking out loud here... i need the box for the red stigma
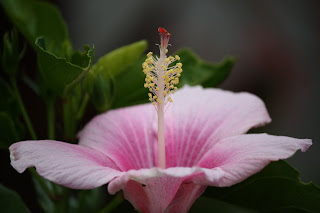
[158,27,171,36]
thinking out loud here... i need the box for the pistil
[142,28,183,169]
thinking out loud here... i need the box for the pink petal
[164,86,272,167]
[108,167,217,213]
[9,140,122,189]
[78,104,157,171]
[197,133,312,187]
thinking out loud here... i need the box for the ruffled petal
[197,133,312,187]
[164,86,272,167]
[9,140,122,189]
[108,167,224,213]
[78,104,157,171]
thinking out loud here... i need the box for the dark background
[0,0,319,212]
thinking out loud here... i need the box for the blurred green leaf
[193,161,320,212]
[0,78,24,149]
[0,112,19,149]
[35,37,93,96]
[112,57,146,108]
[70,45,95,68]
[0,77,16,112]
[176,48,234,87]
[112,49,234,109]
[69,188,106,213]
[85,40,147,112]
[1,29,26,77]
[190,197,256,213]
[1,0,71,57]
[0,184,31,213]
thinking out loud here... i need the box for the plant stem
[29,168,52,197]
[98,193,124,213]
[46,98,55,140]
[11,78,37,140]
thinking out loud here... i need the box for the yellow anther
[160,65,167,70]
[166,49,168,54]
[165,58,170,63]
[175,55,180,61]
[147,52,153,57]
[176,62,182,68]
[153,95,157,100]
[152,102,157,105]
[170,85,174,89]
[148,93,152,97]
[174,87,178,91]
[168,56,174,60]
[168,97,173,102]
[149,88,152,92]
[149,97,153,102]
[166,83,170,88]
[177,73,181,77]
[144,83,148,88]
[156,87,159,91]
[174,78,179,84]
[163,91,167,96]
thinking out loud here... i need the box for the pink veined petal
[78,104,157,171]
[166,183,206,213]
[107,167,224,213]
[164,86,272,167]
[197,133,312,187]
[9,140,122,189]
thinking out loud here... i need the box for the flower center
[142,28,183,169]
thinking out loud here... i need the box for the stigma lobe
[158,27,171,36]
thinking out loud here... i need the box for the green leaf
[197,161,320,212]
[1,29,26,77]
[85,40,147,112]
[176,48,235,87]
[0,112,19,149]
[0,77,16,113]
[0,184,31,213]
[35,37,93,96]
[190,197,256,213]
[1,0,71,57]
[112,57,147,108]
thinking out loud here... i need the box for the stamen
[142,28,183,169]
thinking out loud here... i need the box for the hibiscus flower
[9,28,311,213]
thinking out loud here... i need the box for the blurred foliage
[85,40,147,112]
[35,37,93,96]
[1,0,71,57]
[0,184,31,213]
[191,161,320,212]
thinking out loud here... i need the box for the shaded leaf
[35,37,93,96]
[0,112,19,149]
[200,161,320,212]
[176,48,235,87]
[190,197,256,213]
[112,57,147,108]
[1,29,26,77]
[0,184,31,213]
[0,77,16,113]
[85,40,147,112]
[1,0,71,57]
